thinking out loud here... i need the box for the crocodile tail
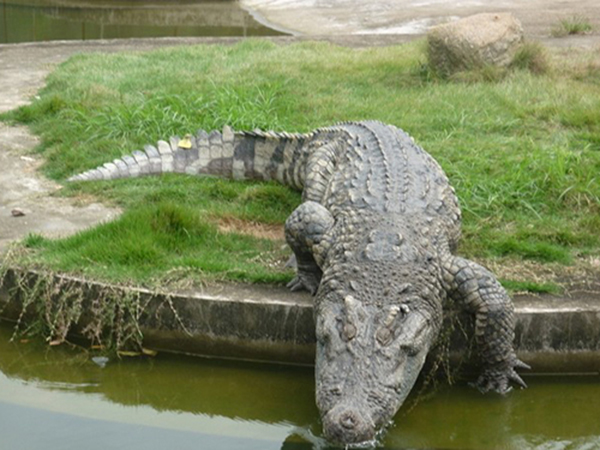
[67,126,313,190]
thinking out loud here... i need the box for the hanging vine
[0,247,188,354]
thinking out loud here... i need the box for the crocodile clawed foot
[287,273,320,295]
[472,358,530,394]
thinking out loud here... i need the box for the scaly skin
[70,120,529,446]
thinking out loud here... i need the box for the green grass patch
[20,202,291,284]
[500,279,561,295]
[60,175,300,225]
[2,39,600,286]
[510,42,549,75]
[492,237,571,264]
[551,16,594,37]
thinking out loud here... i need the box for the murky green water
[0,0,283,44]
[0,324,599,450]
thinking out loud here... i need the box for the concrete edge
[1,268,599,373]
[0,34,418,53]
[0,268,316,365]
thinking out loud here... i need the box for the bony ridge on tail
[69,121,529,446]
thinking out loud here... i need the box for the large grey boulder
[427,13,524,75]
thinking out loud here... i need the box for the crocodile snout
[323,405,376,445]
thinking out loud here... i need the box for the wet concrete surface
[242,0,600,42]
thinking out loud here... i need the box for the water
[0,0,283,44]
[0,323,599,450]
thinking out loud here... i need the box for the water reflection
[1,0,284,44]
[0,323,599,450]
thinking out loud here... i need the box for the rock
[11,208,25,217]
[427,13,524,76]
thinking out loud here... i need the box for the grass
[551,16,594,37]
[498,279,560,295]
[510,42,549,75]
[2,39,600,290]
[18,202,291,284]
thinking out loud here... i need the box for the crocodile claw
[508,370,528,389]
[472,358,530,394]
[514,359,531,371]
[287,273,320,295]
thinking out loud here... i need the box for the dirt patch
[216,216,285,241]
[481,256,600,297]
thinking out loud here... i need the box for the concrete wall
[5,0,264,28]
[1,269,599,373]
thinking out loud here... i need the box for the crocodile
[69,120,529,446]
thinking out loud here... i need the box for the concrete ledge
[1,268,599,373]
[0,268,316,364]
[512,295,600,373]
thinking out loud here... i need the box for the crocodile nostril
[323,405,375,445]
[340,411,357,429]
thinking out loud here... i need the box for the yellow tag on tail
[178,134,192,149]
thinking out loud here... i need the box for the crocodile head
[314,286,441,445]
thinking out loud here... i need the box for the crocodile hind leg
[443,256,530,393]
[285,201,334,295]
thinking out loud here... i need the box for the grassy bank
[2,39,599,290]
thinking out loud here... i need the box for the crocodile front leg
[285,201,334,294]
[443,256,530,393]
